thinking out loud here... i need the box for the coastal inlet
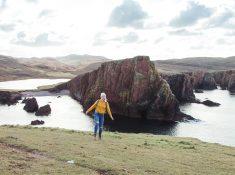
[0,79,234,147]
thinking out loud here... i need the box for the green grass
[0,125,234,175]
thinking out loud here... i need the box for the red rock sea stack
[65,56,192,121]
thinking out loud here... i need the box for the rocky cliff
[162,70,235,98]
[64,56,192,121]
[228,74,235,93]
[161,73,195,102]
[186,71,217,90]
[160,71,217,103]
[197,73,217,90]
[213,70,235,91]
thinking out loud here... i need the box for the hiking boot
[99,132,102,140]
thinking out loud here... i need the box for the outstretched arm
[107,102,114,120]
[86,100,98,114]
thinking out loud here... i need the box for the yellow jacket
[86,99,113,118]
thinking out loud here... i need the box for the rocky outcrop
[161,71,218,102]
[31,120,44,125]
[0,91,22,105]
[183,71,217,90]
[197,73,217,90]
[160,71,216,103]
[228,74,235,93]
[194,99,220,106]
[23,97,39,113]
[35,104,51,116]
[21,97,28,103]
[64,56,192,121]
[187,71,205,88]
[201,100,220,107]
[161,73,195,102]
[213,70,234,90]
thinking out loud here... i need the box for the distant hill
[18,57,77,72]
[56,54,110,67]
[0,54,110,81]
[155,56,235,74]
[1,54,235,81]
[0,55,44,81]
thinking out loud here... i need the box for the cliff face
[228,74,235,93]
[160,71,217,103]
[161,73,195,102]
[67,56,190,121]
[188,71,217,90]
[213,70,235,90]
[198,73,217,90]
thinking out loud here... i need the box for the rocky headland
[213,70,235,92]
[161,70,235,104]
[1,56,234,122]
[50,56,235,121]
[52,56,193,121]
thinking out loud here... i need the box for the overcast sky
[0,0,235,60]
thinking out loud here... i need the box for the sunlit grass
[0,125,234,175]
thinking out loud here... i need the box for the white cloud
[0,0,234,59]
[0,23,15,32]
[13,32,63,47]
[169,29,201,36]
[38,9,53,18]
[0,0,7,9]
[112,32,139,43]
[108,0,148,29]
[207,10,235,28]
[170,1,213,27]
[154,37,164,44]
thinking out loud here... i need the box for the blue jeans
[93,112,104,138]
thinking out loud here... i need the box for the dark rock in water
[57,96,61,98]
[161,73,195,102]
[23,97,39,113]
[202,100,220,107]
[35,104,51,116]
[194,89,203,93]
[31,120,44,125]
[0,91,22,105]
[57,56,193,121]
[21,97,28,103]
[228,74,235,94]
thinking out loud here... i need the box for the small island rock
[202,100,220,107]
[35,104,51,116]
[23,97,39,113]
[31,120,44,125]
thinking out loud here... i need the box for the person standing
[86,93,114,140]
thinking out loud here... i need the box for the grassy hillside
[0,125,234,175]
[155,56,235,73]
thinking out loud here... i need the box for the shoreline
[0,79,234,148]
[1,124,234,148]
